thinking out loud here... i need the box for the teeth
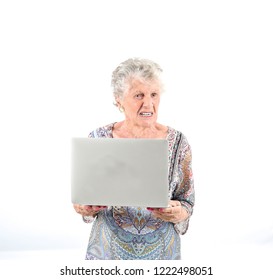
[140,112,152,116]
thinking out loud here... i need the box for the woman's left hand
[147,200,189,223]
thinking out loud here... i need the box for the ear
[115,96,125,113]
[115,96,120,105]
[115,96,123,107]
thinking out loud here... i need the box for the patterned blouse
[83,123,195,260]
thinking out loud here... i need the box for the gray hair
[111,58,164,104]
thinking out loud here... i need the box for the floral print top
[83,123,195,260]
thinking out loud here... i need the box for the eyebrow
[134,90,159,94]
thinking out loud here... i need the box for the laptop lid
[71,138,169,207]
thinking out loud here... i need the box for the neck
[117,120,164,138]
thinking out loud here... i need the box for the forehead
[127,79,161,93]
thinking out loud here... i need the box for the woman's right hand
[73,204,107,217]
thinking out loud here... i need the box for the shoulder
[88,123,115,138]
[168,126,189,145]
[168,126,192,156]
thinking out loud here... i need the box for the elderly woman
[73,58,195,260]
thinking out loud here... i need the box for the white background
[0,0,272,279]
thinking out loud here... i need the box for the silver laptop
[71,138,169,207]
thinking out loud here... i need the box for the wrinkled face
[117,79,161,127]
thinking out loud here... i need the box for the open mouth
[139,112,153,117]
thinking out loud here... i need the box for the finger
[92,205,107,211]
[162,207,177,214]
[152,209,178,220]
[83,205,92,211]
[73,204,80,211]
[168,200,181,207]
[153,207,171,214]
[75,205,82,214]
[163,203,183,214]
[149,202,178,213]
[75,205,90,215]
[147,207,161,211]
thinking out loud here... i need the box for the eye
[151,92,158,97]
[135,93,144,99]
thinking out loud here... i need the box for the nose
[142,95,153,108]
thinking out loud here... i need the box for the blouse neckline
[108,122,172,141]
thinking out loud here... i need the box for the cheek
[154,100,160,110]
[124,103,140,115]
[129,101,141,110]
